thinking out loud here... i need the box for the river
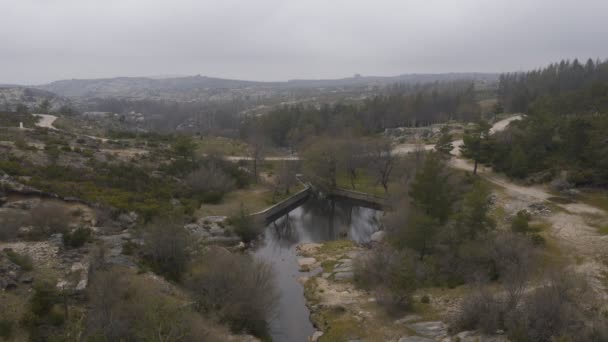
[252,197,382,342]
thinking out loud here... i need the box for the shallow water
[252,198,382,342]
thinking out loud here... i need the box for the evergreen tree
[435,125,453,155]
[460,119,491,175]
[456,181,495,240]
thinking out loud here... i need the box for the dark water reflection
[252,197,382,342]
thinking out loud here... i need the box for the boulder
[298,257,317,271]
[334,271,354,280]
[20,275,33,284]
[118,211,138,227]
[4,198,40,210]
[310,331,324,342]
[406,321,448,339]
[398,337,434,342]
[370,230,386,243]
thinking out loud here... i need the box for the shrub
[354,246,417,313]
[511,210,531,234]
[27,203,72,240]
[452,287,503,334]
[5,249,34,271]
[143,218,191,281]
[186,162,236,198]
[530,233,546,246]
[86,266,227,341]
[420,294,430,304]
[122,240,137,255]
[29,282,58,316]
[0,319,13,339]
[187,248,278,338]
[229,206,261,243]
[62,227,92,248]
[0,209,29,240]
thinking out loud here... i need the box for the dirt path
[442,115,608,299]
[33,113,58,130]
[33,113,111,142]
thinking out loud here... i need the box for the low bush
[5,249,34,271]
[21,282,65,341]
[62,227,92,248]
[143,218,191,281]
[0,319,13,339]
[229,207,261,243]
[86,266,227,341]
[354,246,417,313]
[187,248,278,338]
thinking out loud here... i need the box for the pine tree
[460,119,491,175]
[435,125,453,155]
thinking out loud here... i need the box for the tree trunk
[253,158,258,183]
[473,159,478,175]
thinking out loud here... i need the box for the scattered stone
[296,243,322,256]
[3,198,40,210]
[20,275,33,284]
[209,225,225,236]
[406,321,448,339]
[398,337,434,342]
[528,202,551,216]
[394,314,422,324]
[298,257,317,271]
[370,230,386,243]
[334,271,354,280]
[118,211,138,228]
[16,226,34,238]
[310,331,324,342]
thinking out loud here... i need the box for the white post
[19,122,24,129]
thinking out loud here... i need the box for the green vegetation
[20,282,67,341]
[62,227,92,248]
[484,59,608,186]
[4,250,34,271]
[196,135,249,156]
[434,125,453,155]
[244,81,480,148]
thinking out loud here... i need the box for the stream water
[252,197,382,342]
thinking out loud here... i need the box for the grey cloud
[2,0,608,84]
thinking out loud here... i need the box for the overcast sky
[2,0,608,84]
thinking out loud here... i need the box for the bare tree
[86,266,226,342]
[187,248,278,337]
[247,133,268,183]
[274,160,298,198]
[143,218,191,281]
[186,162,236,195]
[367,137,395,194]
[302,137,339,191]
[338,138,366,189]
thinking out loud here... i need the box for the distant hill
[34,73,499,99]
[285,73,499,88]
[37,76,276,98]
[0,86,72,111]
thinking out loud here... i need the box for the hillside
[34,73,499,99]
[0,87,72,112]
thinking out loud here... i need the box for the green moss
[318,240,355,256]
[321,260,339,273]
[597,225,608,235]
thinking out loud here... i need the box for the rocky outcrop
[184,216,241,246]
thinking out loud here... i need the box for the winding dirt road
[438,115,608,299]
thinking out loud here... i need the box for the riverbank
[298,241,508,342]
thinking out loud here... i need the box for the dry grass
[195,185,274,217]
